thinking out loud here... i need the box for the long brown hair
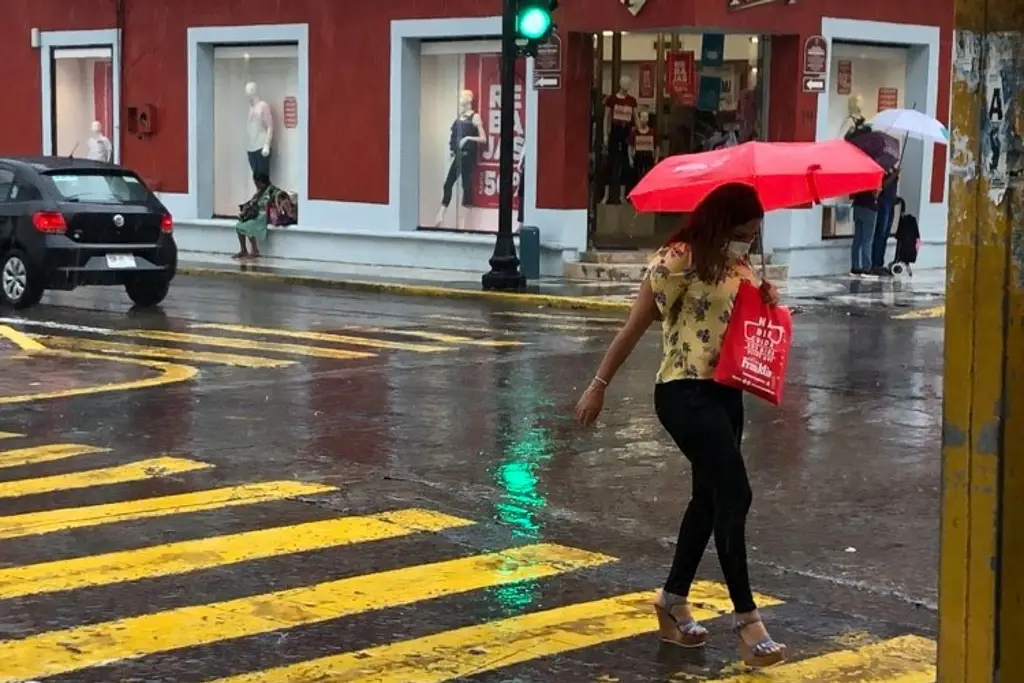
[664,183,765,284]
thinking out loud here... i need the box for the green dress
[235,186,274,241]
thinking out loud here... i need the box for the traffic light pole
[482,0,526,291]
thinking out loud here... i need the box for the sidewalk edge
[178,266,633,313]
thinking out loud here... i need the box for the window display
[212,45,299,218]
[419,49,526,233]
[51,47,114,159]
[824,43,908,237]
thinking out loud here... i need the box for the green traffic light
[517,6,551,40]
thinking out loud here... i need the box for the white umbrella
[869,108,949,144]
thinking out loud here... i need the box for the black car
[0,156,177,309]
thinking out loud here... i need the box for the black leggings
[654,379,757,614]
[441,152,476,207]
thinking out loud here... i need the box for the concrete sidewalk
[177,251,946,314]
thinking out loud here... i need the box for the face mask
[728,241,752,257]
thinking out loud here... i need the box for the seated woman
[234,172,288,259]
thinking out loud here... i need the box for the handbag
[712,243,793,405]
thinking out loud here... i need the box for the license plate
[105,254,136,269]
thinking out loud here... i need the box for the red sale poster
[836,60,852,95]
[463,54,526,212]
[665,51,696,106]
[638,62,656,99]
[877,87,899,111]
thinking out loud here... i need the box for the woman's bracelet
[591,376,609,387]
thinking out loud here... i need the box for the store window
[418,42,526,234]
[592,32,766,249]
[212,45,300,218]
[51,47,115,160]
[822,42,908,238]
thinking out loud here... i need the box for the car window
[0,170,14,203]
[43,172,150,204]
[8,182,41,202]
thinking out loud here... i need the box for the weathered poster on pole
[981,33,1014,204]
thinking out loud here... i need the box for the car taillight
[32,212,67,233]
[160,213,173,233]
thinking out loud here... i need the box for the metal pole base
[482,232,525,290]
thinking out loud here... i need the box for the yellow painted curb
[177,266,633,313]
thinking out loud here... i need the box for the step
[580,250,773,266]
[565,261,788,282]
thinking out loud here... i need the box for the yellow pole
[940,0,1024,679]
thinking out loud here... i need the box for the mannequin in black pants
[435,89,486,227]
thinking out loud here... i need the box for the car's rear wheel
[1,249,44,309]
[125,275,170,308]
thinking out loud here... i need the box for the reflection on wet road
[0,277,942,681]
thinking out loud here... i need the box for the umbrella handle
[806,164,822,204]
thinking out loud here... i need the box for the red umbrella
[628,140,885,213]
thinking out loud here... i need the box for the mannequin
[436,89,486,228]
[245,81,274,178]
[840,93,866,138]
[86,121,112,162]
[603,76,637,204]
[628,110,658,186]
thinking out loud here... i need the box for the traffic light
[514,0,557,56]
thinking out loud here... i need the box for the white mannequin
[435,89,486,228]
[245,81,273,159]
[840,93,866,138]
[86,121,112,162]
[604,75,637,140]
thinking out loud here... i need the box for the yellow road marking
[0,481,335,540]
[715,634,936,682]
[0,431,24,439]
[117,329,375,360]
[0,324,46,351]
[334,325,522,347]
[212,582,783,683]
[39,336,294,368]
[497,310,624,324]
[190,322,447,352]
[0,443,108,469]
[0,456,210,499]
[0,543,614,681]
[428,313,613,332]
[894,305,945,320]
[0,350,196,404]
[0,508,472,600]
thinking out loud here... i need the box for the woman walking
[574,183,786,668]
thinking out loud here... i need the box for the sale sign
[877,87,899,111]
[464,54,526,212]
[638,62,656,99]
[666,51,696,106]
[836,60,852,95]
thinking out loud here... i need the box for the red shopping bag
[713,281,793,405]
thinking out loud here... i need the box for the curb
[177,266,633,313]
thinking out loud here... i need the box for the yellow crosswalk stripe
[497,310,624,324]
[0,543,614,681]
[0,508,473,600]
[0,443,108,469]
[39,336,295,368]
[191,323,448,353]
[212,582,782,683]
[117,330,376,360]
[427,313,604,332]
[333,325,523,347]
[0,481,335,540]
[0,456,210,499]
[715,634,936,682]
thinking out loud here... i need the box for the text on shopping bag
[713,281,793,405]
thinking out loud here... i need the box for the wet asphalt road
[0,276,942,682]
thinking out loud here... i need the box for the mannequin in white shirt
[86,121,112,162]
[245,81,273,179]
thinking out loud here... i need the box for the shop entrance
[586,31,767,251]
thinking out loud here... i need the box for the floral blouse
[645,244,758,383]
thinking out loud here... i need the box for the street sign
[534,33,562,74]
[620,0,648,15]
[533,74,561,90]
[803,35,828,76]
[802,76,825,93]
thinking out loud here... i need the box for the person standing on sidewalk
[850,187,878,276]
[870,168,900,274]
[573,183,787,668]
